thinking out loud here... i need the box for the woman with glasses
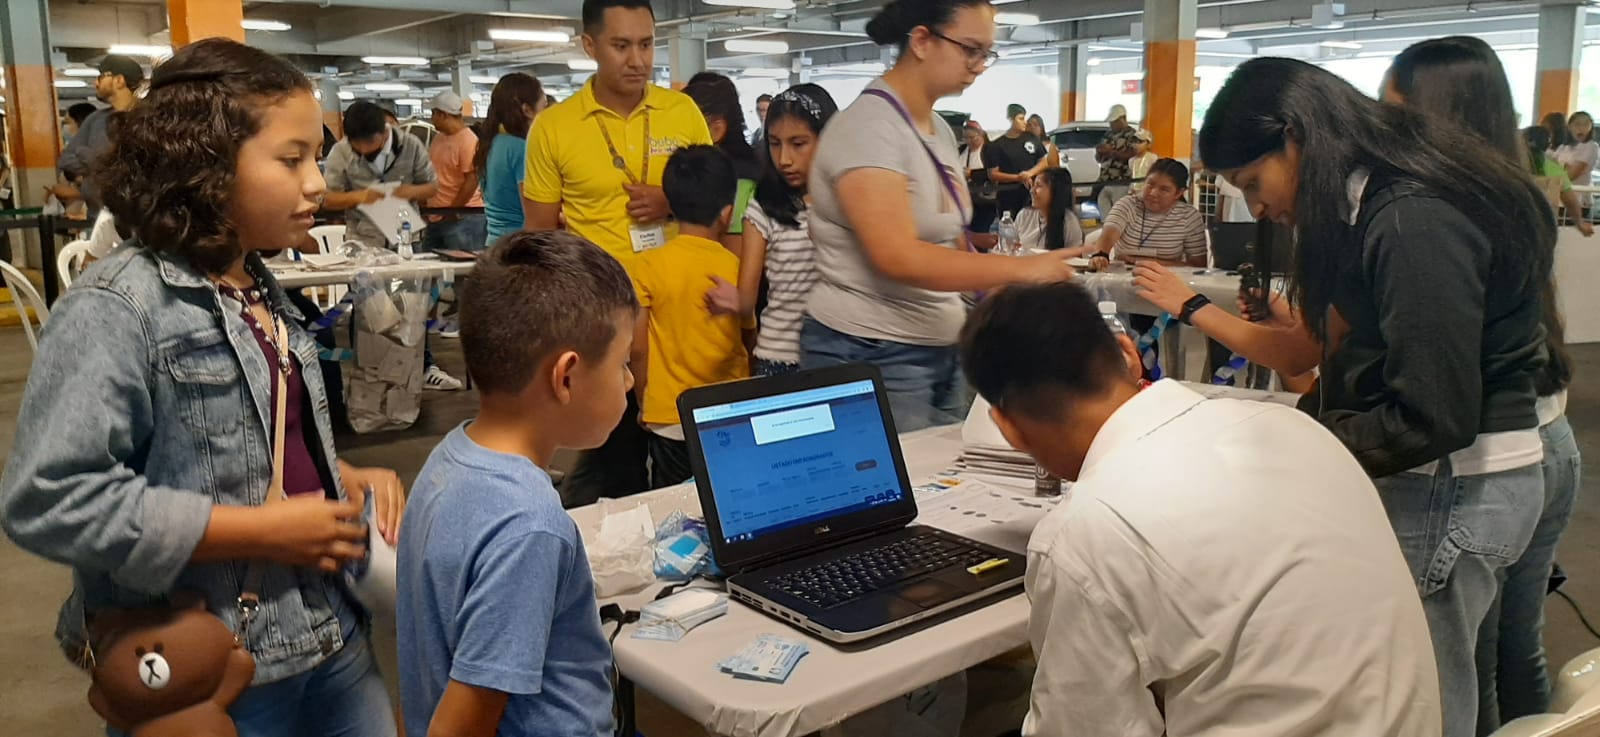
[803,0,1075,432]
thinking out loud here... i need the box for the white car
[1047,122,1112,198]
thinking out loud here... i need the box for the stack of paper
[632,589,727,642]
[717,634,811,683]
[949,396,1037,482]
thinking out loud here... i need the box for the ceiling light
[741,68,793,78]
[488,28,571,43]
[109,44,171,57]
[242,19,292,32]
[62,67,101,77]
[470,75,499,84]
[364,82,412,92]
[338,91,355,100]
[53,80,88,88]
[1086,56,1103,66]
[994,12,1040,26]
[725,39,789,54]
[1319,40,1362,50]
[703,0,796,10]
[362,56,429,66]
[396,98,423,107]
[1195,28,1230,39]
[568,59,599,71]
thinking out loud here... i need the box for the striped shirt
[745,199,819,365]
[1103,195,1207,263]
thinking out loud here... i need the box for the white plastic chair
[56,239,95,290]
[305,225,350,309]
[1491,660,1600,736]
[1554,648,1600,713]
[0,260,49,354]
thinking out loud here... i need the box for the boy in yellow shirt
[632,145,756,488]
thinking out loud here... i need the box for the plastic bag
[342,272,432,433]
[589,501,656,598]
[653,512,712,581]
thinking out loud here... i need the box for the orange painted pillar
[1058,46,1088,123]
[167,0,245,47]
[1536,4,1584,124]
[1142,0,1197,162]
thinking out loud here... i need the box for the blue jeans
[1376,460,1542,737]
[107,628,395,737]
[798,317,967,432]
[419,214,488,253]
[1476,416,1582,729]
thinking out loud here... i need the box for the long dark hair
[754,84,838,229]
[1040,167,1076,250]
[1199,57,1554,343]
[97,38,313,275]
[1389,36,1520,163]
[473,72,543,179]
[684,73,758,178]
[1544,112,1574,149]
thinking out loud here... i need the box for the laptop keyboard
[765,532,997,609]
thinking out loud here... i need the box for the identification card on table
[630,223,667,253]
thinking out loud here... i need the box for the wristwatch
[1179,294,1212,325]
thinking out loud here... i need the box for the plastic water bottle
[997,211,1019,256]
[1099,300,1127,335]
[397,219,414,260]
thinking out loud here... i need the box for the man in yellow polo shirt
[523,0,712,505]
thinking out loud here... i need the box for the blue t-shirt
[484,132,529,245]
[397,423,614,737]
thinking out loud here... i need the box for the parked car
[1048,122,1111,198]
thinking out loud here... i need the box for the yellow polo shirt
[524,80,712,274]
[634,234,756,426]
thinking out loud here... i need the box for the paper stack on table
[949,396,1037,483]
[718,634,811,683]
[632,589,727,642]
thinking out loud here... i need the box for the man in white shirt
[958,283,1442,737]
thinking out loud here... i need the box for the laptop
[1209,220,1294,273]
[679,364,1026,644]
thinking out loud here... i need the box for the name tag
[630,223,667,253]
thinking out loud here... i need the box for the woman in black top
[1198,57,1550,737]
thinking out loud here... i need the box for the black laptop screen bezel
[678,364,919,574]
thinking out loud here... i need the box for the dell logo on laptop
[814,525,831,535]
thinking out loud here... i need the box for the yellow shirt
[524,79,712,275]
[634,234,756,426]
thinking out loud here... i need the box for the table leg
[1159,323,1187,381]
[617,673,637,737]
[38,215,59,305]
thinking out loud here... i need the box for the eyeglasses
[929,31,999,70]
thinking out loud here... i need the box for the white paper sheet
[355,182,424,246]
[913,479,1062,538]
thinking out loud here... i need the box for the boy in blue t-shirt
[397,229,639,737]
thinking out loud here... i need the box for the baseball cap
[430,90,464,116]
[98,55,144,88]
[1006,103,1026,119]
[1107,104,1128,122]
[1134,128,1154,143]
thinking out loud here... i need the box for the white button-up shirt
[1023,380,1441,737]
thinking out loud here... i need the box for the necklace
[214,264,292,376]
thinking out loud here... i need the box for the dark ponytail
[866,0,992,51]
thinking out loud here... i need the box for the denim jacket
[0,245,354,684]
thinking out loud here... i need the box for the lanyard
[595,112,651,185]
[860,89,972,234]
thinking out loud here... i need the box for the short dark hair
[1145,158,1190,190]
[1006,103,1026,118]
[461,230,639,395]
[582,0,654,33]
[662,145,736,228]
[757,93,773,104]
[96,38,312,276]
[66,103,98,126]
[960,282,1126,422]
[343,101,388,141]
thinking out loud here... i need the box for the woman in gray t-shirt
[803,0,1074,431]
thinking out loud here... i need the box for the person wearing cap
[1094,104,1141,190]
[54,54,143,213]
[422,91,487,255]
[984,103,1050,218]
[1099,127,1161,214]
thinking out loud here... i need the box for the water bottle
[1034,464,1062,497]
[397,218,414,260]
[997,211,1019,256]
[1099,300,1127,335]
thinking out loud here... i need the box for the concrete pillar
[1,0,60,266]
[669,37,707,89]
[168,0,244,47]
[1536,3,1584,124]
[1058,45,1089,124]
[451,60,475,116]
[319,77,343,139]
[1142,0,1197,161]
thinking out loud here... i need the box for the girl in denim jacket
[0,39,406,737]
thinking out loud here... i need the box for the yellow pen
[966,557,1011,575]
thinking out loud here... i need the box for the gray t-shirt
[324,128,437,248]
[806,79,968,346]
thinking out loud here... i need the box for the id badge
[629,223,667,253]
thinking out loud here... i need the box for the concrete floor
[3,326,1600,734]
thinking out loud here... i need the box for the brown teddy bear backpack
[81,314,296,736]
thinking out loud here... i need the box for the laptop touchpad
[897,578,961,609]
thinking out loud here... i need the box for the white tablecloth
[1076,263,1255,318]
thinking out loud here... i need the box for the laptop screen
[691,378,906,546]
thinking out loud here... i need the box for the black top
[982,132,1046,194]
[1315,176,1545,478]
